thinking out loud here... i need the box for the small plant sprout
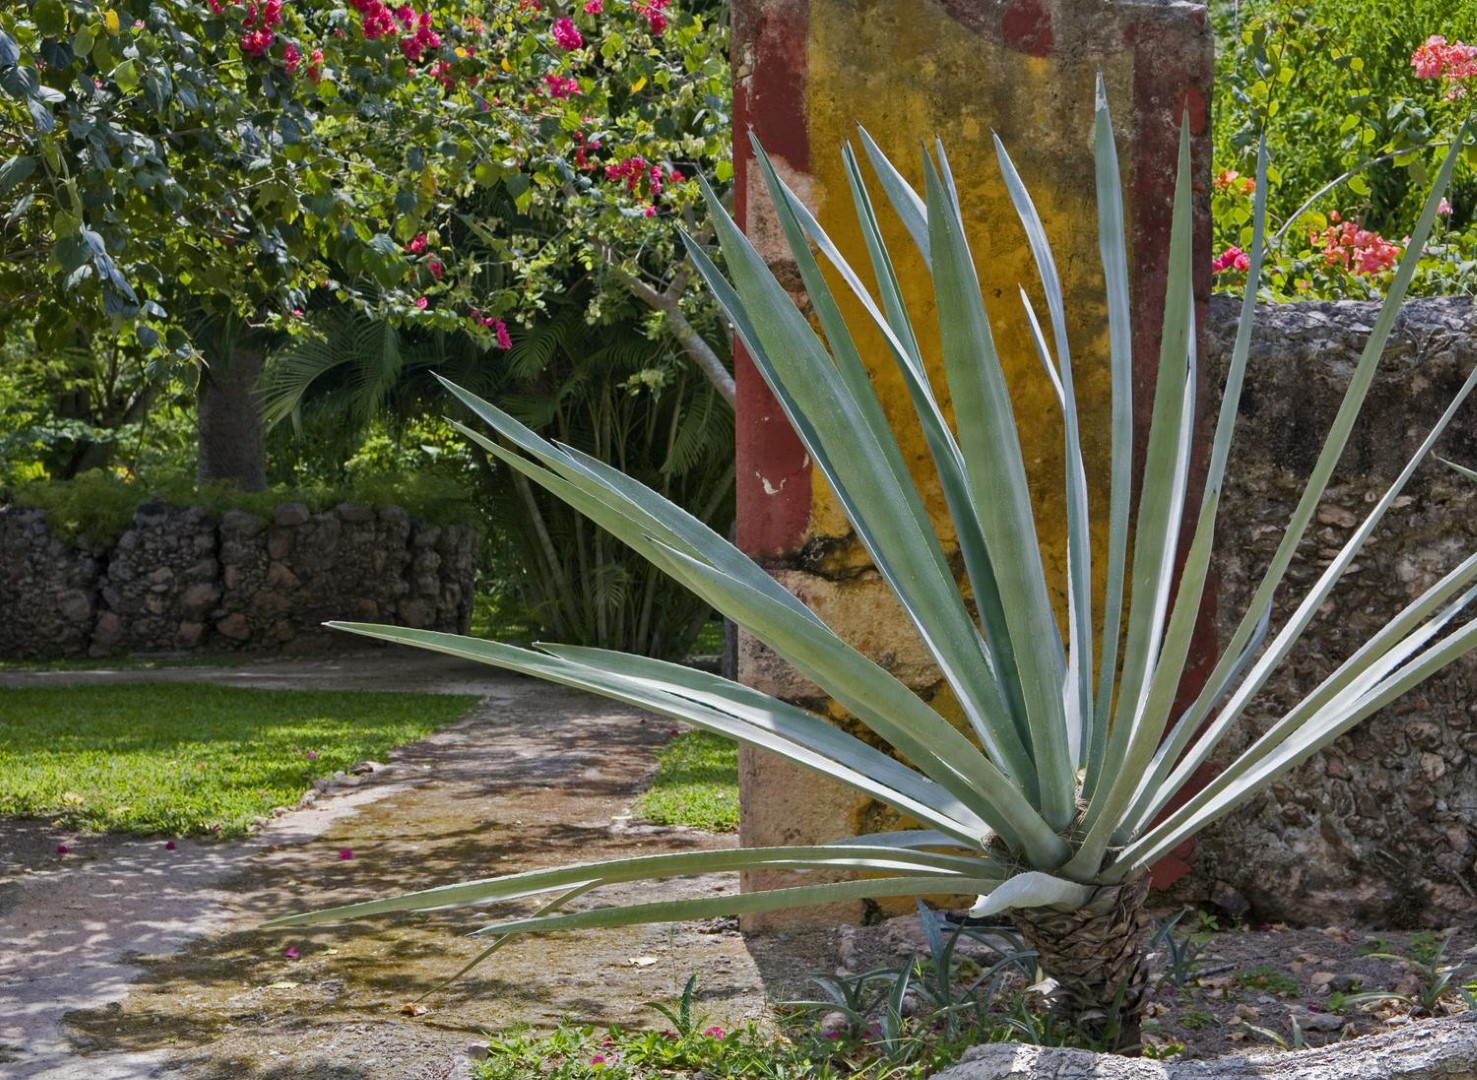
[269,82,1477,1051]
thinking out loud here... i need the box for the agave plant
[269,83,1477,1049]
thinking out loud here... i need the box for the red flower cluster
[571,129,601,170]
[583,0,603,11]
[1311,215,1402,275]
[353,0,398,41]
[307,47,324,82]
[1412,35,1477,99]
[553,17,583,50]
[469,310,513,348]
[399,11,441,63]
[284,41,302,74]
[544,73,581,98]
[240,0,283,59]
[636,0,670,35]
[406,233,429,254]
[1211,245,1250,274]
[1214,168,1256,196]
[604,156,682,196]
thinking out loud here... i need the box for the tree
[1,0,732,488]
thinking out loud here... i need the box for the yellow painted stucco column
[731,0,1212,926]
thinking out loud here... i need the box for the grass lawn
[0,683,478,837]
[635,729,739,832]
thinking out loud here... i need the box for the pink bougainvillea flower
[427,258,444,280]
[584,0,603,11]
[590,1056,606,1066]
[703,1026,725,1039]
[543,73,581,98]
[406,234,428,254]
[494,319,512,350]
[284,42,301,75]
[338,848,355,860]
[1210,245,1248,274]
[1412,34,1477,86]
[164,840,177,850]
[552,17,583,50]
[284,946,300,959]
[415,297,428,309]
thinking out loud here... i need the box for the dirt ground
[3,651,1474,1077]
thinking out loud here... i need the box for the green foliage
[0,0,730,374]
[1212,0,1477,297]
[635,730,739,832]
[0,683,476,836]
[1233,965,1301,998]
[9,467,476,546]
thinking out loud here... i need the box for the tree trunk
[1009,877,1153,1051]
[928,1014,1477,1080]
[197,336,267,491]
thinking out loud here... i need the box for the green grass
[0,683,478,836]
[0,654,264,673]
[635,730,739,832]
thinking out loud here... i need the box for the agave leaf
[1436,455,1477,482]
[966,872,1093,919]
[825,830,981,851]
[440,377,820,628]
[856,125,930,260]
[471,875,1009,938]
[996,135,1095,769]
[1087,74,1134,791]
[542,643,991,834]
[1018,288,1089,768]
[830,141,1031,745]
[923,147,1074,832]
[1140,122,1471,820]
[1093,118,1196,804]
[270,842,992,928]
[745,138,1029,781]
[331,620,992,847]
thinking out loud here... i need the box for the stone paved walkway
[0,650,831,1079]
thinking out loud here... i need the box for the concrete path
[0,650,815,1080]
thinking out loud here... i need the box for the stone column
[731,0,1214,926]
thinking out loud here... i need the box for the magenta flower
[494,319,512,350]
[164,840,177,850]
[56,844,70,856]
[584,0,603,11]
[338,848,355,860]
[552,17,583,50]
[305,750,319,760]
[284,946,300,960]
[415,296,428,309]
[703,1026,725,1039]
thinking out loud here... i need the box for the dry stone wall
[1187,294,1477,928]
[0,502,477,658]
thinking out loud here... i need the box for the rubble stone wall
[1186,294,1477,928]
[0,502,478,658]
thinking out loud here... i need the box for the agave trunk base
[1009,876,1152,1052]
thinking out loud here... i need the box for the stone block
[216,612,252,641]
[275,502,311,527]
